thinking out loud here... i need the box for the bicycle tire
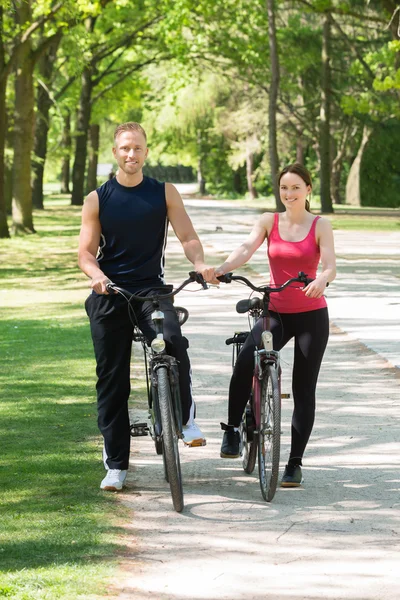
[157,366,184,512]
[149,384,163,455]
[258,365,281,502]
[240,403,257,474]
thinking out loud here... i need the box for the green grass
[0,202,142,599]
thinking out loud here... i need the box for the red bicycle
[218,271,313,502]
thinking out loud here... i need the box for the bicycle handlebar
[106,271,207,300]
[216,271,322,293]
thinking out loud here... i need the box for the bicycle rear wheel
[157,366,184,512]
[240,403,257,474]
[258,365,281,502]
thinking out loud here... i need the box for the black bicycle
[106,271,207,512]
[218,271,313,502]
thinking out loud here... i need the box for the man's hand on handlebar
[194,264,220,285]
[90,275,111,294]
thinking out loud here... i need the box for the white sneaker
[100,469,127,491]
[182,421,206,447]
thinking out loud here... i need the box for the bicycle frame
[246,295,281,432]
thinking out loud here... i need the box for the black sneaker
[280,464,303,487]
[220,423,241,458]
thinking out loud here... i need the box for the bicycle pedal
[130,422,149,437]
[281,393,291,399]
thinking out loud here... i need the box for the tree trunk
[196,130,206,195]
[60,111,71,193]
[319,12,333,214]
[296,134,305,164]
[245,140,258,200]
[266,0,284,212]
[32,36,61,209]
[331,123,351,205]
[71,67,93,205]
[0,78,9,237]
[346,126,371,206]
[86,123,100,193]
[5,160,12,214]
[0,6,10,238]
[233,170,242,194]
[12,40,36,234]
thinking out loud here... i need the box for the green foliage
[360,120,400,208]
[143,163,195,182]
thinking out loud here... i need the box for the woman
[214,163,336,487]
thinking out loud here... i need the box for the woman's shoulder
[259,211,275,226]
[315,215,334,243]
[258,212,276,237]
[315,215,333,231]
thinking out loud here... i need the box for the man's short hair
[114,122,147,144]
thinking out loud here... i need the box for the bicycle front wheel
[241,403,257,474]
[157,366,184,512]
[258,365,281,502]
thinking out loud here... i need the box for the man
[78,122,216,491]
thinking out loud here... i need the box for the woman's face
[279,172,311,209]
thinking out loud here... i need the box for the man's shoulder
[144,175,165,188]
[96,178,114,193]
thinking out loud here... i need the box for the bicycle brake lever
[105,282,117,294]
[217,273,233,284]
[188,271,208,289]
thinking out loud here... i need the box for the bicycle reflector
[151,337,166,353]
[261,331,273,350]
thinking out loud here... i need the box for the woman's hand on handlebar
[90,275,111,294]
[302,274,328,299]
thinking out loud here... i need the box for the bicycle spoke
[258,365,281,502]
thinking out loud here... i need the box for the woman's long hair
[278,163,312,212]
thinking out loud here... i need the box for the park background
[1,1,400,599]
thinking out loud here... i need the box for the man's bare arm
[78,191,110,294]
[166,183,217,283]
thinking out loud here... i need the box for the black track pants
[228,308,329,464]
[85,291,192,470]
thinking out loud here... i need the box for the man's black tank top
[96,176,168,289]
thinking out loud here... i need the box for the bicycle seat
[236,298,262,314]
[175,306,189,327]
[226,331,249,345]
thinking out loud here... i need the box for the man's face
[112,130,148,175]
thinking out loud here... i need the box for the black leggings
[228,308,329,465]
[85,290,192,470]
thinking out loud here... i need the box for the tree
[319,11,333,213]
[266,0,284,210]
[31,32,62,209]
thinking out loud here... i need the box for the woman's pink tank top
[267,213,327,313]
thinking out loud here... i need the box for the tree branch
[288,0,387,24]
[331,15,375,81]
[91,56,166,104]
[19,1,64,44]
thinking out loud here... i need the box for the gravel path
[111,201,400,600]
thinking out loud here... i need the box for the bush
[360,120,400,208]
[143,164,195,182]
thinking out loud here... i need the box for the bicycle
[217,271,313,502]
[106,271,207,513]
